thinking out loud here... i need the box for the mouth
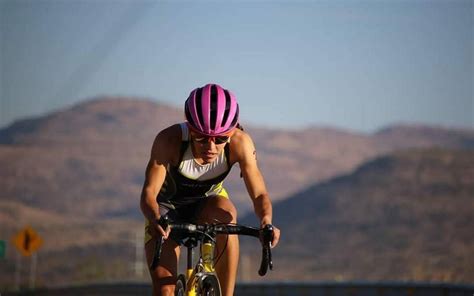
[203,151,217,158]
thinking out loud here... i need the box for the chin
[202,155,217,163]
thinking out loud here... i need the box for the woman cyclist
[140,83,281,296]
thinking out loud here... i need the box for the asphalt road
[3,282,474,296]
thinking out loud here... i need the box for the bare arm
[140,126,179,238]
[233,131,280,246]
[140,148,166,223]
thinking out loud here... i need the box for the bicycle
[150,216,274,296]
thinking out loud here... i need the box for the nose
[204,140,216,149]
[202,137,217,144]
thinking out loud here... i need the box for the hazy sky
[1,0,472,132]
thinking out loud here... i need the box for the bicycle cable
[213,222,239,268]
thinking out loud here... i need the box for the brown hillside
[1,98,473,289]
[242,149,474,283]
[0,201,143,287]
[1,98,473,219]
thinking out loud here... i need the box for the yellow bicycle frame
[184,241,216,296]
[201,242,215,272]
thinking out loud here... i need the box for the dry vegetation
[242,149,474,283]
[0,98,473,288]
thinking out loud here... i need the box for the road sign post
[30,252,38,290]
[11,226,43,291]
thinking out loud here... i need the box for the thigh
[198,195,238,224]
[145,236,180,285]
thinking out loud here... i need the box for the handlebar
[150,217,274,276]
[259,224,274,276]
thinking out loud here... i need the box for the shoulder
[229,128,256,164]
[230,128,253,145]
[155,124,182,143]
[151,124,183,165]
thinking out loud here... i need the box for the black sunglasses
[192,134,229,144]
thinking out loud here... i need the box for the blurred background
[0,0,473,293]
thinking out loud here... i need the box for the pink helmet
[185,83,239,136]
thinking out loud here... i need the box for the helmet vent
[210,84,218,130]
[230,104,239,128]
[223,90,231,127]
[195,87,204,129]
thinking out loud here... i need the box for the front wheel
[175,274,186,296]
[198,274,221,296]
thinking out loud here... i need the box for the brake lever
[258,224,274,276]
[150,236,164,270]
[149,216,170,270]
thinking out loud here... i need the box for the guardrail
[2,281,473,295]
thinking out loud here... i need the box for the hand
[261,224,281,248]
[157,222,171,239]
[149,217,170,239]
[270,225,280,248]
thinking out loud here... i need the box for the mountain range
[241,148,474,283]
[0,97,473,287]
[1,97,472,217]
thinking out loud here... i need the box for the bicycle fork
[183,241,216,296]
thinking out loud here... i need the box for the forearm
[140,188,160,222]
[253,193,273,226]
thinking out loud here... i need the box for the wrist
[146,213,160,224]
[260,216,272,227]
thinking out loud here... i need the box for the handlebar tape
[149,216,169,270]
[258,224,274,276]
[150,236,164,270]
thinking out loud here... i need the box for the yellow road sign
[12,226,43,257]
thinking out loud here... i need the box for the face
[190,132,230,164]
